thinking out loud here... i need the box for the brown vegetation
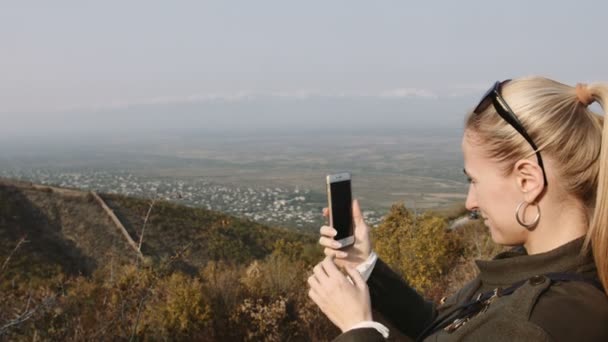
[0,180,496,340]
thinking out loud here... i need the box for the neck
[524,199,588,255]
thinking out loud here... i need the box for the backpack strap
[415,272,603,341]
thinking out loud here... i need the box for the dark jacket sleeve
[332,328,386,342]
[331,258,437,342]
[367,258,437,339]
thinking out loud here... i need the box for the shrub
[231,296,290,342]
[372,203,464,297]
[141,272,212,338]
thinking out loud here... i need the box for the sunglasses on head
[473,80,548,187]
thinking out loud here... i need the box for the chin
[489,228,524,247]
[491,236,515,246]
[486,223,507,245]
[489,231,505,245]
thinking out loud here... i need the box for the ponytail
[463,76,608,294]
[585,84,608,294]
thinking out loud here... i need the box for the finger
[335,250,348,258]
[322,207,329,218]
[307,274,320,288]
[319,236,341,249]
[352,199,364,226]
[308,288,322,307]
[313,263,329,281]
[345,266,366,289]
[324,248,348,258]
[320,225,337,238]
[321,256,342,279]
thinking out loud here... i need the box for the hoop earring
[515,201,540,230]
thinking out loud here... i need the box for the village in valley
[0,168,384,230]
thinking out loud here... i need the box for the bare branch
[138,198,156,253]
[0,296,55,336]
[172,242,193,262]
[1,236,29,275]
[129,289,151,341]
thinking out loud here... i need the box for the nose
[465,184,478,212]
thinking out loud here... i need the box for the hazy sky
[1,1,607,137]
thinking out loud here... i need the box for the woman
[308,77,608,341]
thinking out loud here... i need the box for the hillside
[0,178,491,341]
[0,178,316,279]
[100,192,317,267]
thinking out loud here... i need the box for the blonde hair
[464,76,608,293]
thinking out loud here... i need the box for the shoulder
[531,280,608,341]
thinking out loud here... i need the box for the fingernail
[339,252,348,258]
[333,241,341,248]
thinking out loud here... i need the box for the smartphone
[326,172,354,248]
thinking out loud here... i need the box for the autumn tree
[372,203,463,295]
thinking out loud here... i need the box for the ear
[513,159,545,202]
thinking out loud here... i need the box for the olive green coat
[334,238,608,341]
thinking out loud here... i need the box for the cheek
[477,179,520,225]
[483,187,528,245]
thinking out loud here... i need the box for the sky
[1,0,607,139]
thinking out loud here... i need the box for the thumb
[352,199,364,226]
[345,266,366,289]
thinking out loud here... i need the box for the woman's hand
[307,256,372,332]
[319,199,372,269]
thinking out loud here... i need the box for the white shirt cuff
[347,321,390,338]
[346,253,387,338]
[355,251,378,282]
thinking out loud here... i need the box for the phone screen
[330,180,353,240]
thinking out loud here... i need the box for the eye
[462,169,475,184]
